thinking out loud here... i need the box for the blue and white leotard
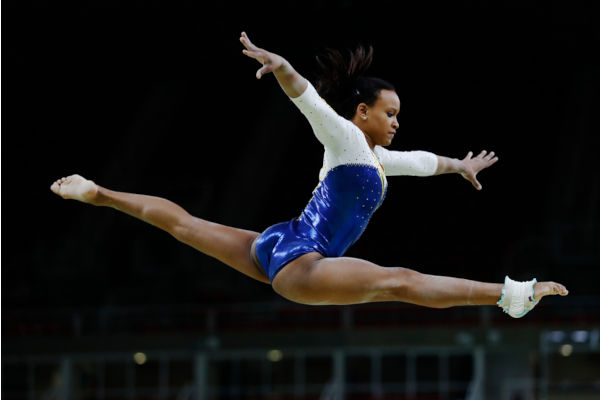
[254,83,438,282]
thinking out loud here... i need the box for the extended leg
[272,253,568,309]
[51,175,269,283]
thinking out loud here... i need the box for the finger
[240,32,259,51]
[256,64,273,79]
[242,48,263,61]
[464,171,482,190]
[240,32,254,50]
[477,150,487,158]
[240,38,256,53]
[484,151,495,160]
[476,156,499,170]
[465,151,473,160]
[487,156,499,166]
[241,31,252,45]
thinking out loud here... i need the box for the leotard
[255,82,438,282]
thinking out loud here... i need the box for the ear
[356,103,368,120]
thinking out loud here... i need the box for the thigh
[179,217,269,283]
[272,254,403,305]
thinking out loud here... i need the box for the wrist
[273,58,293,76]
[455,158,467,175]
[435,156,464,175]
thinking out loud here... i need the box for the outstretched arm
[375,148,498,190]
[435,150,498,190]
[240,32,308,98]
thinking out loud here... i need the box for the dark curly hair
[314,45,396,120]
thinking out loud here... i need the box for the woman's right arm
[240,32,308,98]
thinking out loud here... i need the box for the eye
[387,112,394,117]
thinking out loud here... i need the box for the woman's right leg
[51,175,270,284]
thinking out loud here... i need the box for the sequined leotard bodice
[255,83,438,281]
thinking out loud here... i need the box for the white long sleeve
[289,83,360,151]
[374,147,438,176]
[289,83,374,169]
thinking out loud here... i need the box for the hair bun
[313,45,395,120]
[315,45,374,93]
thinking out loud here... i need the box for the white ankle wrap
[497,276,538,318]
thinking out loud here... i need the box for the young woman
[50,32,567,318]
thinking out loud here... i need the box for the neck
[364,133,375,151]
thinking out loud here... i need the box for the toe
[558,283,569,296]
[533,281,569,302]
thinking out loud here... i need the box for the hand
[240,32,285,79]
[460,150,498,190]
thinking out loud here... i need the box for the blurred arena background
[2,1,599,399]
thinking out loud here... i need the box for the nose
[392,117,399,130]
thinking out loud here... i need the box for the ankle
[90,186,110,206]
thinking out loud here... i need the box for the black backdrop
[3,1,599,310]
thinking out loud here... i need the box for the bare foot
[534,281,569,302]
[498,276,569,318]
[50,174,98,204]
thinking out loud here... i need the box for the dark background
[2,1,599,312]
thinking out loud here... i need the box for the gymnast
[51,32,567,318]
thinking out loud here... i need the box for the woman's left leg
[272,253,567,308]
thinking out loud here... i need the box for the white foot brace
[497,276,538,318]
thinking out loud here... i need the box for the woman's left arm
[435,150,498,190]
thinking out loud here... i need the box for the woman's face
[355,89,400,149]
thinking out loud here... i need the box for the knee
[376,266,423,302]
[169,216,197,243]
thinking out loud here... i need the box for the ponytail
[314,45,395,120]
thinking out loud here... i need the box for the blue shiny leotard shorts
[254,164,387,282]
